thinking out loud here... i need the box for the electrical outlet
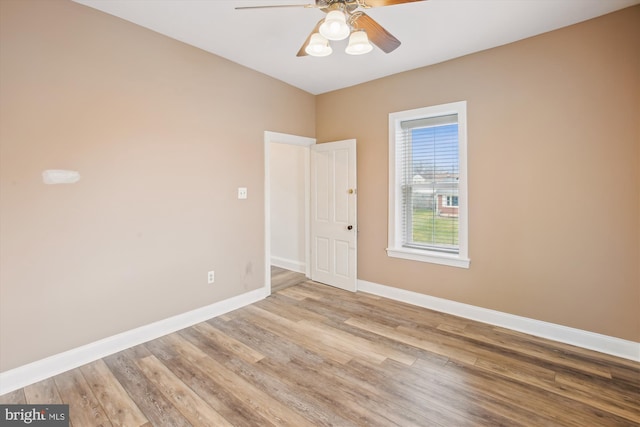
[238,187,247,199]
[207,271,215,284]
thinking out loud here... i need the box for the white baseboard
[271,256,305,274]
[357,280,640,362]
[0,286,268,396]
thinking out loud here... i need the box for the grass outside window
[411,208,458,246]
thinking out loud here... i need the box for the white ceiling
[73,0,639,95]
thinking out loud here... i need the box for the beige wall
[0,0,315,371]
[316,6,640,342]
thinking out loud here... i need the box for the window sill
[386,247,470,269]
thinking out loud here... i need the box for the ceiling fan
[236,0,425,57]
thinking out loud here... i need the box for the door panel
[335,240,350,278]
[310,140,357,292]
[316,237,330,272]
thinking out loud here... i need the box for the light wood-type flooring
[270,265,307,293]
[1,277,639,426]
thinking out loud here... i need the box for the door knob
[347,225,353,230]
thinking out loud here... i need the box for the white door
[310,139,357,292]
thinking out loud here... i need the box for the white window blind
[399,114,459,254]
[388,101,469,268]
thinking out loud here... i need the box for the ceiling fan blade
[296,19,324,57]
[353,13,401,53]
[235,4,317,10]
[360,0,425,7]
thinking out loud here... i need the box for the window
[387,101,469,268]
[444,196,458,207]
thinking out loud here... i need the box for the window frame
[387,101,470,269]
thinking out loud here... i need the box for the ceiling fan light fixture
[345,30,373,55]
[305,33,333,57]
[319,10,350,41]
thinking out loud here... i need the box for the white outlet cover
[238,187,247,199]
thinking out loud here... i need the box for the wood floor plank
[225,358,359,426]
[284,293,355,323]
[24,377,63,404]
[280,357,423,426]
[54,368,112,427]
[236,350,402,426]
[257,293,328,323]
[353,357,521,427]
[198,340,354,426]
[475,357,640,424]
[103,349,191,427]
[2,276,638,427]
[414,357,635,427]
[135,354,232,427]
[204,316,327,368]
[206,312,396,426]
[270,266,308,292]
[317,283,472,330]
[176,327,360,426]
[326,313,452,365]
[243,305,354,364]
[159,332,318,427]
[448,322,614,378]
[146,337,280,427]
[191,321,265,364]
[80,359,149,427]
[295,355,452,426]
[554,372,640,423]
[411,357,586,427]
[0,388,26,404]
[496,325,640,370]
[345,316,479,364]
[435,322,640,422]
[298,318,417,365]
[473,353,557,389]
[277,284,325,301]
[609,364,640,390]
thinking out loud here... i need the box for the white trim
[357,279,640,362]
[271,255,306,274]
[0,287,267,396]
[264,131,315,147]
[386,247,470,268]
[264,131,315,295]
[388,101,469,269]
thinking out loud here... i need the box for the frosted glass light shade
[319,10,350,41]
[345,30,373,55]
[305,33,332,57]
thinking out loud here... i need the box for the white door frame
[264,131,316,295]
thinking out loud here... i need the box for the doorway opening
[264,131,315,295]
